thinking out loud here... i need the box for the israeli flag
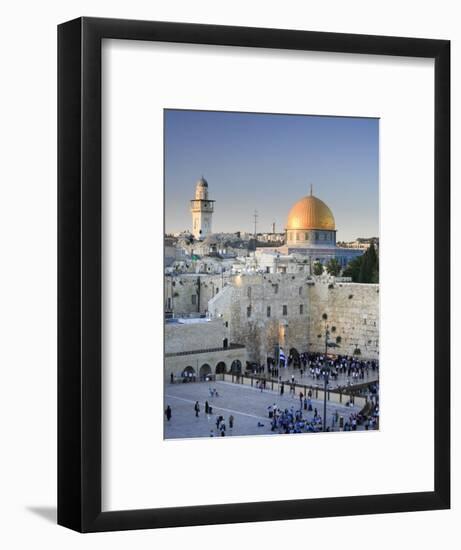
[279,347,286,366]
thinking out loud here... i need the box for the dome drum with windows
[285,186,336,248]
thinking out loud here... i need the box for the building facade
[281,188,364,267]
[164,317,247,378]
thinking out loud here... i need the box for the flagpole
[277,344,280,378]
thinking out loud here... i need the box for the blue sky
[164,109,379,241]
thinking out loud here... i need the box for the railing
[168,372,377,409]
[221,373,376,409]
[165,343,245,358]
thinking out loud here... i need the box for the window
[282,305,288,316]
[267,306,271,318]
[274,283,279,294]
[191,294,197,305]
[299,286,302,296]
[216,287,219,295]
[247,286,251,298]
[247,305,252,318]
[167,297,172,310]
[305,232,309,240]
[299,304,304,315]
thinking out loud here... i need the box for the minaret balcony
[190,199,215,212]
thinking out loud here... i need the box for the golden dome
[286,194,335,231]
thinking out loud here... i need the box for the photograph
[163,109,380,440]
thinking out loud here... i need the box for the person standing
[165,405,172,421]
[229,415,234,430]
[205,400,209,414]
[194,401,200,417]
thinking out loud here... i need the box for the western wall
[165,272,379,372]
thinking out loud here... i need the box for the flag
[279,347,286,367]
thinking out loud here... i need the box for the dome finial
[310,183,313,196]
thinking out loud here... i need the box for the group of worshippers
[210,413,234,437]
[267,402,324,434]
[251,352,379,385]
[266,399,379,433]
[305,352,379,384]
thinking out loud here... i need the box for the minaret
[190,176,215,239]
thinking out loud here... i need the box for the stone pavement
[164,380,368,440]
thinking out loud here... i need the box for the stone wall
[165,272,380,366]
[307,280,379,359]
[165,318,229,354]
[165,347,247,379]
[208,272,311,364]
[164,273,232,316]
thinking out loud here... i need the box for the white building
[190,176,214,239]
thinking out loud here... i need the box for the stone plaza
[164,380,370,439]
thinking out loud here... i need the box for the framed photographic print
[58,17,450,532]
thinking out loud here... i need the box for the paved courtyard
[164,380,368,439]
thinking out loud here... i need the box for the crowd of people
[249,352,379,390]
[304,352,379,383]
[267,401,379,434]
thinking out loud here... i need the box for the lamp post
[322,316,331,431]
[321,361,330,431]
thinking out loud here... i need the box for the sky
[164,109,379,241]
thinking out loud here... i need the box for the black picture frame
[58,17,450,532]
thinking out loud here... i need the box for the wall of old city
[307,280,379,359]
[166,273,380,365]
[209,272,312,365]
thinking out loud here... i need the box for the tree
[367,243,379,283]
[343,256,362,281]
[312,261,324,276]
[326,257,341,276]
[343,243,379,283]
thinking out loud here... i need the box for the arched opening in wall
[215,361,227,374]
[182,366,196,380]
[199,364,212,379]
[289,348,300,367]
[230,360,242,374]
[223,338,228,349]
